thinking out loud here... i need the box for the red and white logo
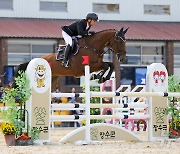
[159,71,166,83]
[153,70,167,85]
[147,63,168,92]
[153,71,159,84]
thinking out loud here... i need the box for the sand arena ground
[0,128,180,154]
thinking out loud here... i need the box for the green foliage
[0,71,37,139]
[167,75,180,131]
[1,88,17,107]
[0,107,21,126]
[167,102,180,120]
[168,75,180,101]
[169,119,180,131]
[29,127,40,141]
[81,84,103,124]
[14,71,32,105]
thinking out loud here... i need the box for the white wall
[0,0,180,22]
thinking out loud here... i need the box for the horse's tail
[12,61,30,88]
[15,62,30,76]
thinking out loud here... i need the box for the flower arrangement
[0,71,40,142]
[1,122,16,135]
[0,71,31,136]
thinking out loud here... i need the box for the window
[174,47,180,77]
[8,43,55,65]
[123,45,164,66]
[144,5,170,15]
[8,44,31,65]
[93,3,119,13]
[136,68,146,85]
[174,47,180,66]
[40,1,67,12]
[141,46,163,65]
[123,46,141,65]
[0,0,13,10]
[32,44,54,59]
[120,67,147,86]
[121,67,135,85]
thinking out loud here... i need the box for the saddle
[56,38,79,61]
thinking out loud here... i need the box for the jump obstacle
[26,58,180,144]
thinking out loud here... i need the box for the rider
[61,13,98,67]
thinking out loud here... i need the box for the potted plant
[0,71,40,145]
[167,75,180,138]
[0,122,16,146]
[16,127,40,146]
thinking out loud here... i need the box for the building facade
[1,0,180,22]
[0,0,180,92]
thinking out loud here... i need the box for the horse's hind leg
[52,76,60,91]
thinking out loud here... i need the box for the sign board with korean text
[26,58,51,142]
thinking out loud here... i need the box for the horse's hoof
[90,74,97,80]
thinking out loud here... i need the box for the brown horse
[16,28,128,90]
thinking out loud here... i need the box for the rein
[79,36,103,57]
[78,30,125,58]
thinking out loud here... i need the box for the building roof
[0,18,180,40]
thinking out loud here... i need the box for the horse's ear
[119,27,124,33]
[123,27,129,34]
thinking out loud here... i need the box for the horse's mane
[79,29,116,42]
[96,29,116,34]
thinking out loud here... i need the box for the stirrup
[73,49,78,56]
[62,60,69,67]
[56,52,64,61]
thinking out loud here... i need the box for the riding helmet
[86,13,99,21]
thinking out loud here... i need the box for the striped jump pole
[51,103,149,109]
[51,114,150,121]
[91,91,180,97]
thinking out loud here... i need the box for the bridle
[105,32,126,62]
[79,30,126,62]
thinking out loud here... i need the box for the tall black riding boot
[62,44,71,67]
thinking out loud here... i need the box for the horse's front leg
[97,62,114,83]
[90,62,113,83]
[104,62,114,80]
[90,62,107,82]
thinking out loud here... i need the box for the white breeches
[62,30,72,46]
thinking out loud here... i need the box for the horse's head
[109,28,128,62]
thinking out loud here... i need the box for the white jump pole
[75,56,99,145]
[85,65,91,144]
[51,103,149,109]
